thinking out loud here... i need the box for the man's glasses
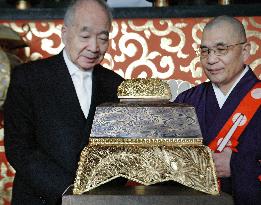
[198,42,246,58]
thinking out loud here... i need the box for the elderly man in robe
[174,15,261,205]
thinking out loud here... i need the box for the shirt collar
[63,49,93,77]
[212,65,249,108]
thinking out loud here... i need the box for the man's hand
[212,147,232,177]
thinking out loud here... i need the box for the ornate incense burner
[73,79,218,195]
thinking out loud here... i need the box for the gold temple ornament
[117,78,171,100]
[73,78,219,195]
[15,0,31,10]
[218,0,233,5]
[153,0,170,7]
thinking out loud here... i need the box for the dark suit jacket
[4,52,124,205]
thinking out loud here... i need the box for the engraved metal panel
[91,102,202,139]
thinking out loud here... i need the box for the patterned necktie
[74,70,92,118]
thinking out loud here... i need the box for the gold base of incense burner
[73,138,219,195]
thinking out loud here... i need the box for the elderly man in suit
[4,0,124,204]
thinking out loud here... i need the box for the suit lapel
[52,53,86,124]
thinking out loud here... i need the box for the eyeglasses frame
[198,41,246,58]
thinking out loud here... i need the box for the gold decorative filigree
[6,22,63,61]
[89,137,202,146]
[117,78,171,100]
[1,17,260,81]
[73,142,218,195]
[129,20,188,59]
[180,57,203,79]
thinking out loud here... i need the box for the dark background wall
[0,0,260,8]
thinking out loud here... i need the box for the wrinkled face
[61,1,110,70]
[200,23,250,93]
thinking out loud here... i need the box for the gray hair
[204,15,247,42]
[64,0,113,26]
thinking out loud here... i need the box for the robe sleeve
[230,108,261,205]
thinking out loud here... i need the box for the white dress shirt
[212,66,249,109]
[63,50,93,118]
